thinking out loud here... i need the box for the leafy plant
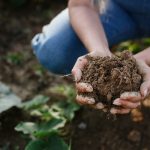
[32,65,46,77]
[5,52,24,65]
[117,38,150,54]
[21,95,49,110]
[15,85,80,150]
[25,134,70,150]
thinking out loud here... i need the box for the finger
[76,82,93,93]
[76,95,95,105]
[120,92,142,102]
[136,60,150,74]
[113,99,141,109]
[72,56,88,82]
[140,81,150,98]
[110,108,131,114]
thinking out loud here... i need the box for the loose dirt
[80,51,142,106]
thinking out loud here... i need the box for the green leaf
[34,118,66,138]
[15,118,66,138]
[0,82,21,113]
[22,95,49,110]
[49,85,76,101]
[142,38,150,45]
[6,52,24,65]
[128,43,140,54]
[25,140,47,150]
[25,134,69,150]
[63,102,80,121]
[15,122,38,135]
[50,101,80,121]
[46,134,69,150]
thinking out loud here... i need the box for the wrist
[90,48,112,57]
[134,48,150,66]
[133,55,149,71]
[134,54,147,64]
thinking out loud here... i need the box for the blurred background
[1,0,150,150]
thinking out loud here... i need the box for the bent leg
[100,0,140,46]
[32,9,87,74]
[32,0,140,75]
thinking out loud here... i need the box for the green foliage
[117,41,141,54]
[142,38,150,46]
[32,65,46,77]
[15,122,38,135]
[49,85,76,101]
[15,118,66,138]
[25,134,70,150]
[21,95,49,110]
[51,100,80,121]
[49,85,80,121]
[5,52,24,65]
[117,38,150,54]
[15,85,80,149]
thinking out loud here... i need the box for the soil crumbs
[80,51,142,107]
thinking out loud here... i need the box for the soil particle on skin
[80,51,142,107]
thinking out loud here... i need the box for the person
[32,0,150,114]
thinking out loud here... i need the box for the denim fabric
[32,0,150,74]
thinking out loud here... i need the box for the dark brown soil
[80,51,142,106]
[71,106,150,150]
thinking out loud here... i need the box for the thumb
[140,81,150,98]
[72,56,88,82]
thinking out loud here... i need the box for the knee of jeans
[32,34,69,74]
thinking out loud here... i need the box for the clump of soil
[80,51,142,106]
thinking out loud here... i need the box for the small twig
[61,74,75,81]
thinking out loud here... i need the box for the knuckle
[130,104,137,109]
[77,56,83,61]
[76,95,81,101]
[71,68,76,75]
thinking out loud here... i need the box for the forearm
[68,1,111,56]
[134,47,150,66]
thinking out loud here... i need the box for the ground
[0,1,150,150]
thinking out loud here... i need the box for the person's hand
[111,59,150,114]
[72,50,112,111]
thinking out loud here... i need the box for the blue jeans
[32,0,150,74]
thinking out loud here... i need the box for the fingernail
[137,102,141,107]
[96,103,104,109]
[75,76,78,82]
[86,84,93,92]
[143,89,147,97]
[87,98,95,104]
[110,108,117,114]
[113,99,121,106]
[121,92,129,99]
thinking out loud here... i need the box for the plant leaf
[25,134,69,150]
[15,118,66,138]
[25,140,47,150]
[22,95,49,110]
[34,118,66,138]
[51,101,80,121]
[15,122,38,135]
